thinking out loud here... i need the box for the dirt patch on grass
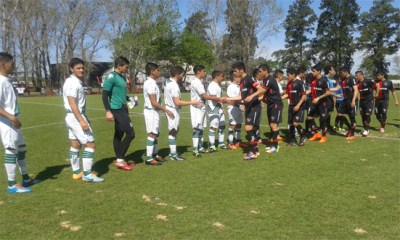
[354,228,367,234]
[57,210,67,215]
[60,221,71,228]
[114,232,125,238]
[156,215,168,221]
[212,222,224,229]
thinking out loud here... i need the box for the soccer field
[0,93,399,239]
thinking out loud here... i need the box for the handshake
[127,96,139,109]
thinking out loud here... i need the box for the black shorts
[309,100,330,119]
[267,102,283,124]
[327,97,334,112]
[335,100,342,111]
[337,100,357,116]
[288,106,305,124]
[359,99,374,115]
[245,104,261,126]
[375,100,389,115]
[111,107,135,133]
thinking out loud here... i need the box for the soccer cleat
[218,144,228,150]
[243,152,257,160]
[319,136,327,143]
[277,136,284,141]
[345,130,351,137]
[362,130,369,137]
[72,172,83,180]
[192,151,201,158]
[209,146,218,153]
[198,148,208,153]
[345,136,356,141]
[228,144,237,150]
[114,160,133,171]
[8,184,32,193]
[266,146,279,154]
[286,141,297,147]
[299,136,307,146]
[379,128,385,133]
[255,151,260,157]
[22,178,40,187]
[309,133,321,141]
[154,155,165,162]
[82,173,104,183]
[146,159,162,166]
[170,155,186,161]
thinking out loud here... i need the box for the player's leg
[113,109,135,169]
[318,103,329,143]
[144,110,161,165]
[208,113,218,151]
[218,112,227,149]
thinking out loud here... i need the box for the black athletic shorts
[359,99,374,115]
[288,105,305,124]
[245,104,261,126]
[375,100,389,115]
[338,99,358,116]
[327,97,334,112]
[267,101,283,124]
[111,107,135,133]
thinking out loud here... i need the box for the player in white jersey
[143,62,174,166]
[190,65,225,157]
[164,66,201,160]
[0,52,38,193]
[207,70,227,152]
[226,74,243,149]
[63,58,103,182]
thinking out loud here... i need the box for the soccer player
[337,67,359,140]
[63,58,103,183]
[356,71,375,136]
[282,68,307,146]
[323,65,336,132]
[143,62,174,165]
[190,65,224,157]
[308,65,331,143]
[226,74,243,149]
[260,66,284,153]
[230,62,265,160]
[164,66,201,160]
[374,71,399,133]
[0,52,38,193]
[207,70,227,152]
[102,56,135,170]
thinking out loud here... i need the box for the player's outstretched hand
[244,96,253,104]
[191,100,202,107]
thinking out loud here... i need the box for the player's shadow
[34,164,70,182]
[125,149,146,164]
[92,157,115,176]
[386,122,400,128]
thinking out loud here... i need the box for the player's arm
[244,84,266,104]
[351,84,359,108]
[102,90,114,121]
[0,108,21,128]
[374,82,380,99]
[68,96,89,131]
[390,85,399,106]
[148,94,174,119]
[173,97,201,107]
[201,93,221,102]
[312,89,331,104]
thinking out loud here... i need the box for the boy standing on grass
[143,62,174,165]
[226,74,243,149]
[63,58,103,183]
[0,52,38,193]
[164,66,201,160]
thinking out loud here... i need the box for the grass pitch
[0,93,399,239]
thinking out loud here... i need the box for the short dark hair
[258,64,271,73]
[145,62,159,76]
[273,70,284,78]
[296,66,307,75]
[114,56,129,68]
[376,69,385,75]
[68,58,84,69]
[339,66,350,73]
[0,52,13,63]
[252,68,259,78]
[355,70,364,76]
[287,67,296,75]
[193,65,205,74]
[312,64,322,72]
[324,65,333,75]
[211,70,223,79]
[170,66,185,77]
[231,62,246,72]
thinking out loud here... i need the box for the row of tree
[0,0,399,90]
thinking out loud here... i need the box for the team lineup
[0,52,398,193]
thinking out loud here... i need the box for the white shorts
[228,105,243,125]
[144,109,160,134]
[0,117,25,149]
[166,107,180,131]
[65,114,94,144]
[190,106,207,130]
[208,109,226,129]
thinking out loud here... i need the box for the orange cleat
[309,133,321,141]
[319,136,327,143]
[345,136,356,141]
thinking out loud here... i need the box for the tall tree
[313,0,360,69]
[273,0,317,68]
[357,0,400,76]
[184,11,210,43]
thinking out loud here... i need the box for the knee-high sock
[146,137,155,161]
[218,128,225,145]
[209,129,216,147]
[192,130,200,151]
[152,139,158,157]
[168,135,177,155]
[82,147,94,175]
[5,149,18,187]
[349,116,356,136]
[228,128,234,144]
[17,147,29,180]
[271,131,279,148]
[69,147,80,174]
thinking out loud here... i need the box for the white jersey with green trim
[143,77,161,109]
[0,75,19,117]
[63,75,86,114]
[206,81,222,113]
[164,78,180,109]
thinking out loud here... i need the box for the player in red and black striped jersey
[230,62,266,160]
[308,65,332,143]
[338,67,359,140]
[259,65,284,154]
[355,71,376,136]
[374,71,399,133]
[281,67,307,146]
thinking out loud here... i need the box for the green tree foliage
[178,30,215,68]
[313,0,360,69]
[183,11,211,43]
[273,0,316,68]
[221,0,258,63]
[357,0,400,76]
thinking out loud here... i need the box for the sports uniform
[286,78,306,125]
[227,82,242,146]
[375,79,395,131]
[164,77,182,158]
[263,76,283,125]
[190,77,207,153]
[207,81,226,150]
[358,79,374,134]
[338,76,358,137]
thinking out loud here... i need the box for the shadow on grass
[92,157,114,177]
[35,164,70,181]
[386,122,400,128]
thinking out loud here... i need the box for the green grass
[0,93,399,239]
